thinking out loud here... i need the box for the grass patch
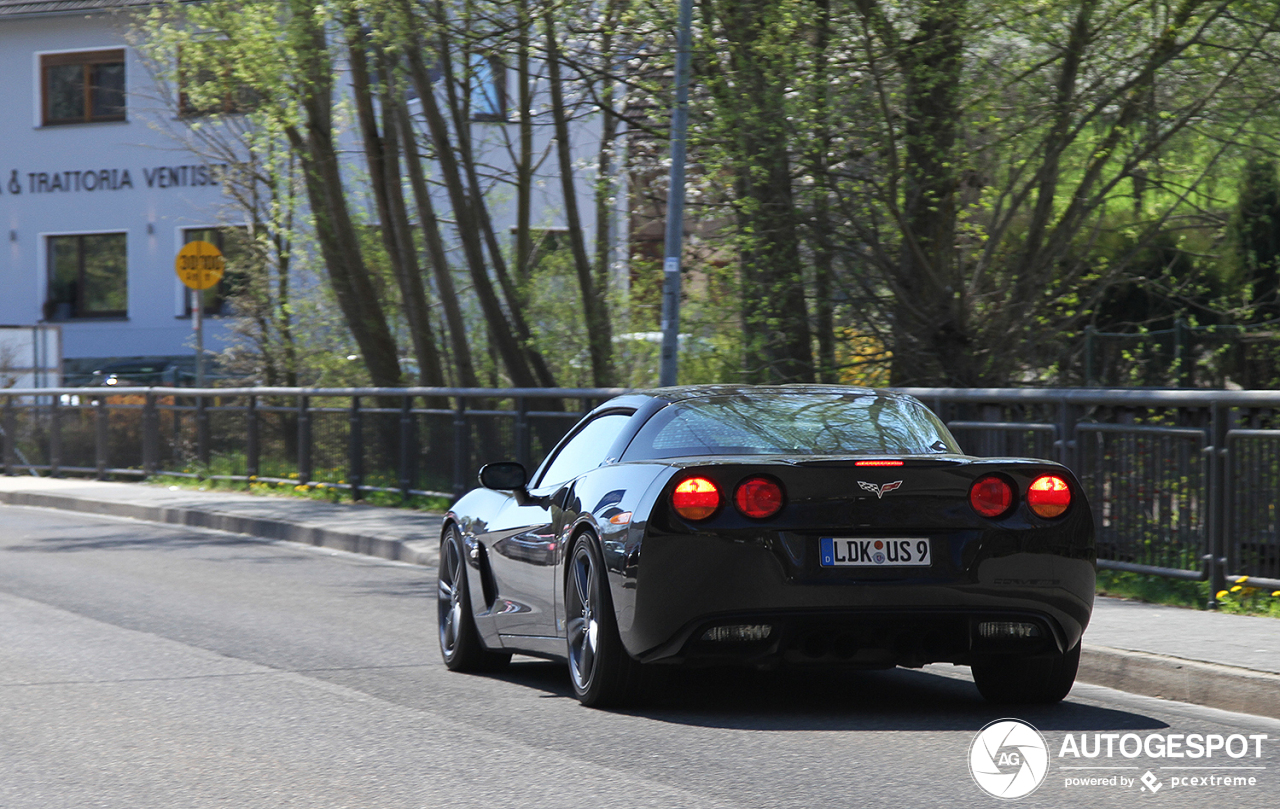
[1215,577,1280,618]
[1096,569,1208,609]
[145,473,451,512]
[1097,569,1280,618]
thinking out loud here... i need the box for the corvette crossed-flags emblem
[858,480,903,499]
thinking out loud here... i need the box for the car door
[487,412,633,639]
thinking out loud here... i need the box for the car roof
[640,383,905,403]
[593,384,916,415]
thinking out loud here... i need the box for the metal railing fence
[0,387,622,503]
[4,385,1280,597]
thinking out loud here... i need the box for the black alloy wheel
[438,527,510,672]
[971,643,1081,704]
[565,532,643,707]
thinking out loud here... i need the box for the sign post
[174,240,225,386]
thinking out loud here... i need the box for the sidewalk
[2,476,1277,718]
[0,476,442,566]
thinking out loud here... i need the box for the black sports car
[439,385,1095,707]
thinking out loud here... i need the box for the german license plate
[820,537,932,567]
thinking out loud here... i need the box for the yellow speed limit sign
[175,240,225,290]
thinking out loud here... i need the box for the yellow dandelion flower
[1230,585,1243,593]
[294,484,306,491]
[1216,590,1229,599]
[1273,591,1280,597]
[1236,576,1249,583]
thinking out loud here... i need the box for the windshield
[622,392,960,460]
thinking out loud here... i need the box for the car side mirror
[479,462,528,491]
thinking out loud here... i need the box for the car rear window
[621,392,960,460]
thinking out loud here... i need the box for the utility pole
[659,0,694,387]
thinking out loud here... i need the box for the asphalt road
[2,504,1277,809]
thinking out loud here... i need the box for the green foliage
[1096,569,1210,610]
[131,0,1280,390]
[1097,570,1280,618]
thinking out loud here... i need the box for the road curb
[1079,644,1280,719]
[0,489,441,567]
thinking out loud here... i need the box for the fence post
[3,395,14,475]
[515,396,530,469]
[1206,400,1228,607]
[245,395,259,481]
[348,395,363,502]
[94,395,108,479]
[453,396,468,499]
[143,393,158,476]
[398,394,414,502]
[1084,325,1096,386]
[48,394,61,477]
[1174,318,1189,388]
[1058,398,1079,471]
[196,394,211,468]
[297,394,312,486]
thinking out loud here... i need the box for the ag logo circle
[969,718,1049,799]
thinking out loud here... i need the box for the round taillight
[672,477,720,520]
[1027,474,1071,518]
[734,476,785,519]
[970,475,1014,518]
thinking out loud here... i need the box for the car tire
[565,531,644,708]
[971,642,1081,704]
[438,526,510,672]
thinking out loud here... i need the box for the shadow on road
[0,524,265,555]
[485,659,1169,733]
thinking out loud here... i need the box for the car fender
[554,463,676,656]
[443,493,514,648]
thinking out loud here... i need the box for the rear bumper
[618,528,1095,665]
[638,607,1066,668]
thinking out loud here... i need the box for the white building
[0,0,628,385]
[1,0,240,382]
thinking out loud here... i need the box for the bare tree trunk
[713,0,814,383]
[344,14,445,387]
[884,0,966,386]
[515,0,536,286]
[543,9,615,387]
[392,94,480,389]
[593,6,621,355]
[393,0,541,388]
[284,0,401,387]
[430,2,557,387]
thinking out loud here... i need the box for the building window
[41,49,126,126]
[45,233,128,320]
[470,54,506,122]
[182,227,250,316]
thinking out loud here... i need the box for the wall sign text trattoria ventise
[3,164,229,195]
